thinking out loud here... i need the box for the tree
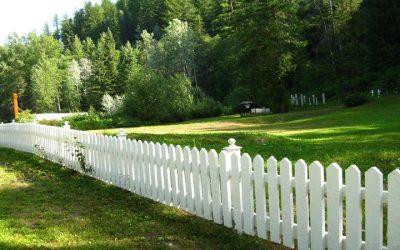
[118,41,140,94]
[221,0,304,112]
[31,57,62,112]
[87,29,120,109]
[61,60,82,111]
[61,18,75,49]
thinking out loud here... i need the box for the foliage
[344,93,370,107]
[191,95,223,118]
[31,57,63,113]
[16,109,36,123]
[124,66,193,122]
[1,0,399,123]
[101,93,124,116]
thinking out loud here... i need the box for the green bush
[191,96,223,118]
[16,110,36,123]
[344,93,370,107]
[124,67,193,122]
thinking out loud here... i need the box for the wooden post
[12,93,19,119]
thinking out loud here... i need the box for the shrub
[344,93,370,107]
[62,107,112,130]
[101,94,124,116]
[16,110,36,123]
[191,96,223,118]
[124,67,193,122]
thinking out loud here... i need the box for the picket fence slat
[345,165,362,250]
[388,169,400,250]
[309,161,326,250]
[169,145,179,208]
[220,150,232,228]
[280,158,294,248]
[295,160,310,250]
[0,123,397,250]
[192,147,203,216]
[176,145,185,210]
[241,154,254,236]
[365,167,383,250]
[162,144,171,205]
[326,163,343,250]
[231,153,243,233]
[254,155,267,239]
[209,149,222,224]
[267,156,281,243]
[183,146,193,212]
[200,148,212,220]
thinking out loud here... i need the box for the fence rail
[0,122,399,250]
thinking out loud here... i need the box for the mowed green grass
[98,96,400,176]
[0,148,286,249]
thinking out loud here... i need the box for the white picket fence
[0,122,399,250]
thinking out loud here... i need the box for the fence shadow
[0,148,286,249]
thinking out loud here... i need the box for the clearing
[98,96,400,175]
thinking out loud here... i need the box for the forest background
[0,0,398,125]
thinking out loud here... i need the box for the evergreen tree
[61,18,75,49]
[87,29,120,109]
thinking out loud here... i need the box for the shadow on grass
[0,148,286,249]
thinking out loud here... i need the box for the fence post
[220,138,242,228]
[63,121,70,130]
[223,138,241,158]
[117,128,127,139]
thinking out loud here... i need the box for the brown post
[12,92,19,119]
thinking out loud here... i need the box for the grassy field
[98,96,400,176]
[0,148,286,249]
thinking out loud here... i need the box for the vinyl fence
[0,122,399,250]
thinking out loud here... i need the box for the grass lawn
[98,96,400,176]
[0,148,286,249]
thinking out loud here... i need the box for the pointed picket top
[209,149,218,164]
[254,155,264,167]
[388,169,400,250]
[346,164,361,177]
[183,146,191,156]
[219,149,227,159]
[280,158,292,173]
[162,143,169,151]
[310,160,324,171]
[280,157,291,166]
[366,166,383,178]
[169,144,176,156]
[175,145,183,159]
[200,148,208,161]
[295,159,307,172]
[267,156,278,166]
[191,147,200,157]
[327,162,341,173]
[241,153,252,164]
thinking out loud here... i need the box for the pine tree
[87,29,120,109]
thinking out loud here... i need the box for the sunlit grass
[97,96,400,175]
[0,148,285,249]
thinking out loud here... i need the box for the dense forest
[0,0,399,122]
